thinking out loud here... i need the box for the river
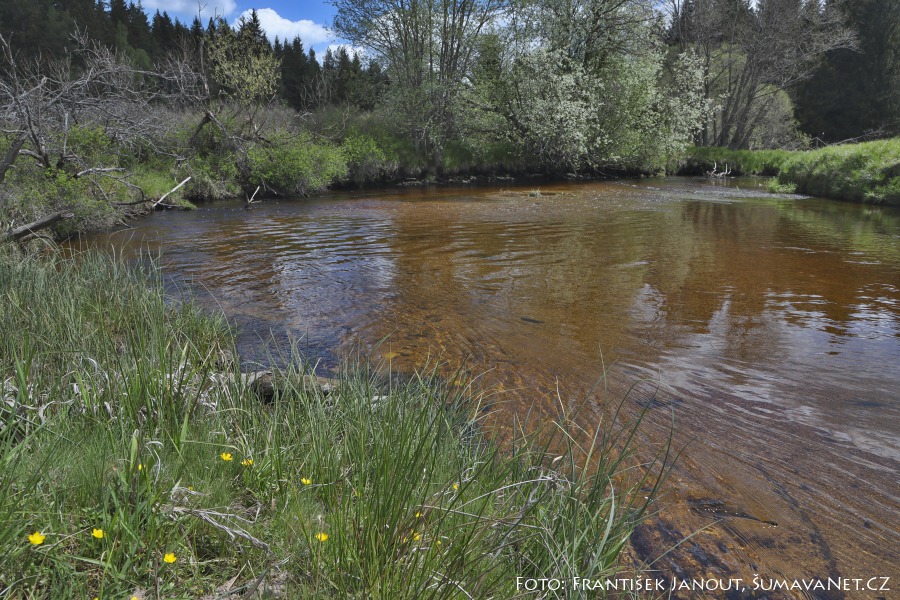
[76,177,899,597]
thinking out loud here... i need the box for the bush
[246,135,348,196]
[341,132,395,185]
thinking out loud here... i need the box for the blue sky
[140,1,343,54]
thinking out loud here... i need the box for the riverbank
[6,119,897,243]
[0,247,666,598]
[677,139,900,205]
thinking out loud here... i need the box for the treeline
[0,1,386,112]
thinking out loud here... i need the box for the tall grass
[776,139,900,205]
[679,139,900,205]
[0,248,668,598]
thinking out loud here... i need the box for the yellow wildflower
[452,483,459,491]
[241,458,253,467]
[163,552,176,563]
[301,477,312,485]
[220,452,233,462]
[315,532,328,542]
[137,463,143,471]
[413,532,422,541]
[27,531,46,545]
[415,512,421,518]
[91,528,104,539]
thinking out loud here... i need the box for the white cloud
[233,8,332,46]
[142,0,237,19]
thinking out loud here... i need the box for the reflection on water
[77,178,900,596]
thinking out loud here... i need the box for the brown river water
[76,178,899,598]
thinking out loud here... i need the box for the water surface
[79,178,900,596]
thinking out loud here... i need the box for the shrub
[246,135,348,196]
[341,132,393,185]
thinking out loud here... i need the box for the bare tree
[0,32,169,181]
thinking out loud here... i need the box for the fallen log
[4,210,74,243]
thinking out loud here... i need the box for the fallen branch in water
[152,176,191,209]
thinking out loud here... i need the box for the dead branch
[706,161,731,179]
[74,167,125,178]
[0,131,26,183]
[4,210,73,243]
[170,506,271,553]
[152,176,191,209]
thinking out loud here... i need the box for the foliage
[477,13,708,173]
[766,177,797,194]
[340,132,393,184]
[333,0,505,168]
[246,135,348,196]
[679,146,793,175]
[206,16,281,109]
[668,0,856,148]
[796,0,900,141]
[0,248,668,597]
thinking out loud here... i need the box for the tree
[466,0,708,171]
[796,0,900,140]
[0,32,180,233]
[667,0,856,148]
[333,0,506,169]
[206,17,280,117]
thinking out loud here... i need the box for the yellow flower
[241,458,253,467]
[415,512,421,518]
[91,528,104,539]
[413,532,422,541]
[163,552,176,563]
[301,477,311,485]
[27,531,46,545]
[137,463,143,471]
[452,483,459,491]
[314,532,328,542]
[220,452,233,462]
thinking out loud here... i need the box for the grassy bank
[679,139,900,205]
[0,248,666,598]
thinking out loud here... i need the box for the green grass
[679,139,900,205]
[777,139,900,205]
[677,147,793,176]
[0,248,669,598]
